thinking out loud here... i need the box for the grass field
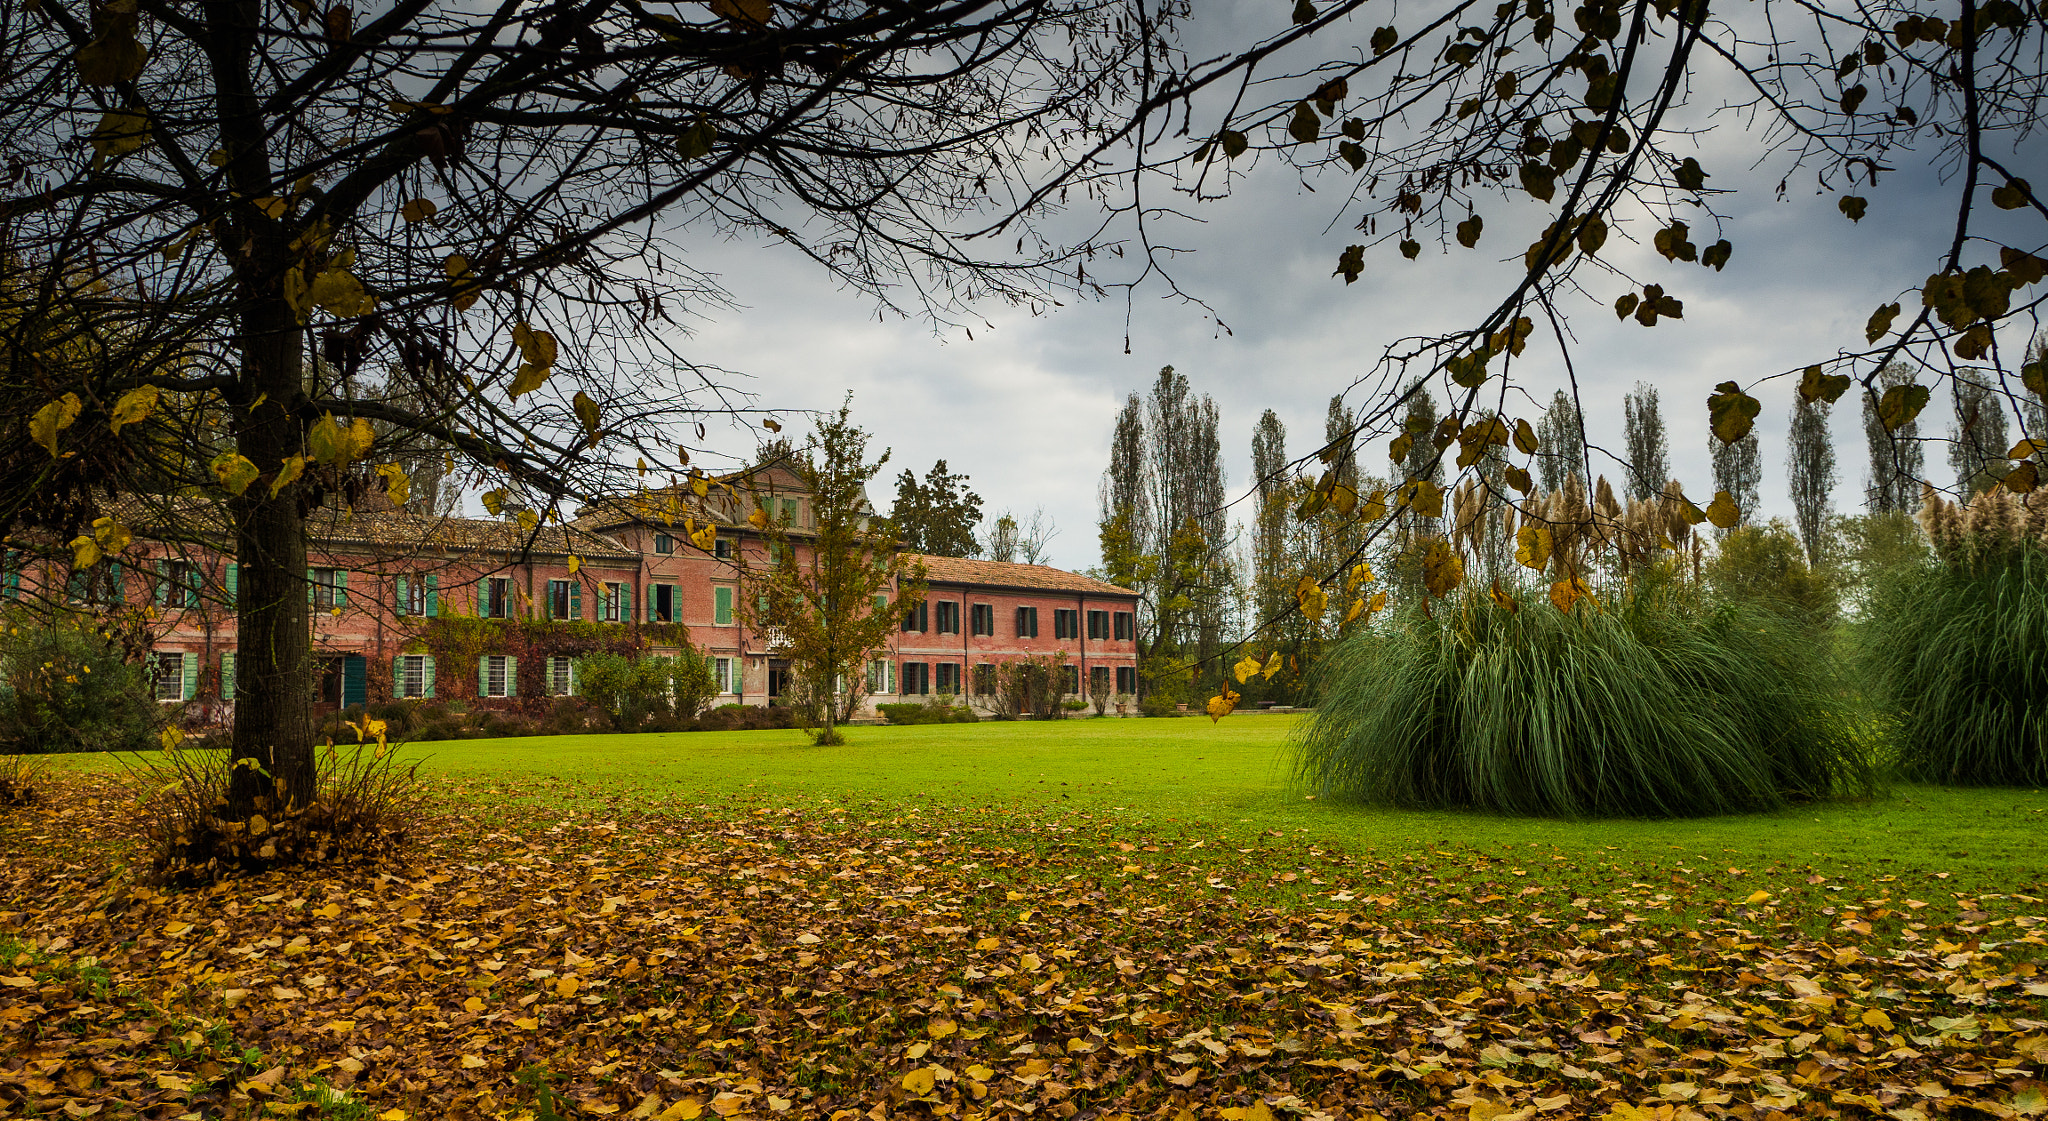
[8,715,2047,1121]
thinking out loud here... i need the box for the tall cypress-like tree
[1536,390,1586,495]
[1250,410,1289,630]
[1622,383,1670,502]
[1949,375,2013,495]
[1711,431,1763,536]
[1401,381,1445,534]
[889,460,984,558]
[1864,363,1927,513]
[1787,396,1837,566]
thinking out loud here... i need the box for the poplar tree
[1864,363,1927,514]
[1622,383,1669,502]
[1787,396,1837,567]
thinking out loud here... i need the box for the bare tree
[1865,363,1928,514]
[1,0,1162,814]
[1622,383,1669,502]
[1787,396,1837,567]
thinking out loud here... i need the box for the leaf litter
[2,773,2045,1121]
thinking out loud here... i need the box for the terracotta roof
[908,554,1137,597]
[109,495,636,561]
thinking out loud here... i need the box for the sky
[658,4,2046,574]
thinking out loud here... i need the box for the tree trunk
[227,295,315,817]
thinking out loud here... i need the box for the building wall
[885,583,1140,708]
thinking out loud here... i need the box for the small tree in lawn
[740,402,924,746]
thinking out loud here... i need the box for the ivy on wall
[412,618,697,702]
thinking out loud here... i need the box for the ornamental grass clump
[1293,473,1866,819]
[1864,486,2048,786]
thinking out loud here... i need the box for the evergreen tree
[889,460,984,558]
[1621,383,1670,502]
[1864,362,1927,513]
[1250,410,1289,630]
[1787,395,1837,567]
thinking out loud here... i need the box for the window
[1113,611,1134,641]
[765,540,786,565]
[901,601,928,633]
[1091,666,1112,695]
[935,662,960,693]
[311,567,347,610]
[648,582,677,623]
[654,532,674,554]
[395,654,435,699]
[935,600,960,634]
[158,561,198,608]
[1087,610,1110,639]
[780,498,799,526]
[1062,665,1080,695]
[714,586,734,626]
[1053,609,1079,639]
[68,563,123,607]
[715,538,734,559]
[973,663,996,696]
[396,574,437,617]
[970,604,995,636]
[900,662,930,695]
[866,658,895,694]
[480,575,511,618]
[479,655,516,697]
[1116,666,1136,694]
[152,652,188,702]
[600,581,629,622]
[1014,606,1038,638]
[547,655,576,696]
[546,579,581,620]
[714,657,738,694]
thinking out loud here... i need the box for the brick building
[22,470,1140,718]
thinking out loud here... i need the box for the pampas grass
[1295,576,1870,818]
[1863,488,2048,786]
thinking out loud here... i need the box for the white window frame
[397,654,429,699]
[152,652,185,702]
[482,655,512,697]
[714,656,736,694]
[547,655,574,696]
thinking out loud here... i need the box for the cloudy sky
[667,3,2045,573]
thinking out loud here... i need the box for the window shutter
[542,580,554,620]
[569,581,581,620]
[715,586,732,626]
[647,582,657,622]
[568,657,579,696]
[506,655,518,697]
[188,565,201,601]
[702,655,716,692]
[425,574,438,617]
[3,561,18,601]
[182,652,198,700]
[310,568,318,605]
[108,561,123,604]
[478,578,489,616]
[221,651,236,700]
[393,655,404,698]
[395,574,409,617]
[478,656,488,697]
[226,563,238,604]
[335,571,348,608]
[155,560,168,606]
[423,656,436,699]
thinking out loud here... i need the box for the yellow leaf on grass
[1746,890,1772,905]
[1861,1009,1893,1030]
[460,1054,486,1069]
[463,996,485,1013]
[513,1017,539,1029]
[653,1101,703,1121]
[557,974,580,997]
[378,1111,410,1121]
[901,1068,936,1096]
[929,1018,957,1038]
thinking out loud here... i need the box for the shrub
[694,704,800,732]
[1295,578,1869,818]
[576,653,716,731]
[0,616,163,754]
[129,739,422,885]
[876,702,976,725]
[1705,519,1840,623]
[1863,489,2048,786]
[0,752,46,806]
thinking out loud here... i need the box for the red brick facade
[29,475,1138,718]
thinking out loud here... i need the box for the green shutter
[874,594,887,614]
[423,656,436,699]
[478,578,489,616]
[715,586,733,626]
[425,574,438,617]
[395,574,409,617]
[182,652,198,700]
[478,655,488,696]
[154,560,168,606]
[505,655,518,698]
[188,565,201,601]
[308,567,316,605]
[393,655,404,699]
[108,561,123,604]
[226,563,237,605]
[221,651,235,700]
[567,657,579,696]
[335,570,348,608]
[647,582,657,622]
[568,581,581,620]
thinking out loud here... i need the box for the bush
[1863,489,2048,786]
[876,702,976,725]
[1705,519,1840,623]
[1295,579,1869,818]
[0,752,46,806]
[1138,694,1182,718]
[577,653,716,731]
[0,616,163,754]
[129,740,422,885]
[694,704,800,732]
